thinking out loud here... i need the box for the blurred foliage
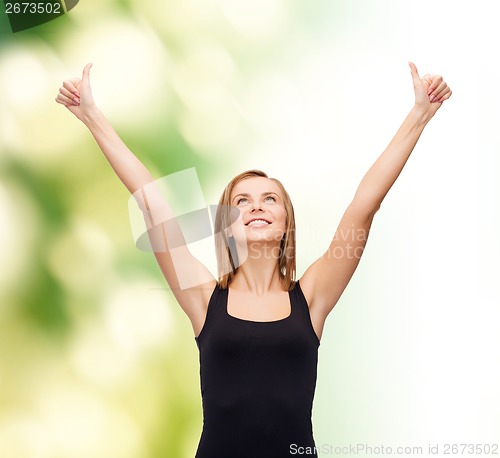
[1,1,338,456]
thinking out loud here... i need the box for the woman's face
[229,177,287,247]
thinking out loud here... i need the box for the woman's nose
[251,201,263,212]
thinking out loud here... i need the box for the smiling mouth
[245,218,271,226]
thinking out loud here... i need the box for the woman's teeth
[248,219,270,226]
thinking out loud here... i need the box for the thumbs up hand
[55,63,96,121]
[409,62,452,118]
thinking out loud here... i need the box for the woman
[55,62,452,457]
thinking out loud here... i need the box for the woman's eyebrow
[239,192,278,197]
[261,192,280,201]
[232,192,279,203]
[232,193,250,203]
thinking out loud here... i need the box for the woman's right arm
[55,64,215,336]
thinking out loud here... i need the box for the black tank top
[194,281,320,458]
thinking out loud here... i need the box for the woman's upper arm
[143,206,216,334]
[152,246,216,333]
[300,200,376,320]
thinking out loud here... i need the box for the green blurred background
[1,1,499,457]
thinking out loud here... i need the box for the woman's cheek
[229,217,246,242]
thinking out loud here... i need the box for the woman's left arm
[300,63,452,335]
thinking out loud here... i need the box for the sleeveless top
[194,281,320,458]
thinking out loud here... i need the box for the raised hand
[55,63,95,121]
[409,62,452,118]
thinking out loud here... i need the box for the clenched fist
[409,62,452,118]
[55,63,95,121]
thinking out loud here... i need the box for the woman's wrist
[81,105,101,126]
[410,105,433,126]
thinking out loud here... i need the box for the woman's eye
[264,196,276,203]
[237,198,249,205]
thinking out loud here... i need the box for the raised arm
[55,64,215,335]
[300,62,452,340]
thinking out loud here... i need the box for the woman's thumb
[408,61,420,86]
[82,63,93,81]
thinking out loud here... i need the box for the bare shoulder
[297,275,327,342]
[172,279,217,337]
[298,269,325,312]
[297,274,314,306]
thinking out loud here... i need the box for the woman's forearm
[353,107,432,214]
[82,106,171,220]
[82,106,154,196]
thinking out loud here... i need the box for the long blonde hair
[214,170,296,290]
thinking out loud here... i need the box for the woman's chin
[245,231,282,243]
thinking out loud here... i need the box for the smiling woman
[55,61,452,457]
[214,170,296,291]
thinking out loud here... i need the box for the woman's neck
[231,242,283,294]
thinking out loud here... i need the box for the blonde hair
[214,170,296,291]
